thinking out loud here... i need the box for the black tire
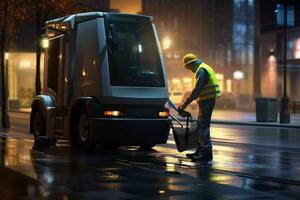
[71,107,93,149]
[31,106,46,139]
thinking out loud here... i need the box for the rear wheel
[79,113,89,143]
[31,106,46,139]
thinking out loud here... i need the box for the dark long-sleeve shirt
[183,67,209,107]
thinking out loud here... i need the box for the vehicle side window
[47,37,60,93]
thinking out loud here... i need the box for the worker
[178,53,221,161]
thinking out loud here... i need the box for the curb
[175,118,300,129]
[211,120,300,129]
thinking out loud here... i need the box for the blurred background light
[233,71,244,80]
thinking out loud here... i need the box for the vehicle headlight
[104,110,123,117]
[159,111,169,118]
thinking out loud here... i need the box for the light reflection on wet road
[0,124,300,199]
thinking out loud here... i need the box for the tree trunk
[0,0,9,128]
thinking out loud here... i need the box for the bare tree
[0,0,9,128]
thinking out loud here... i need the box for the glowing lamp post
[41,37,49,49]
[276,3,294,123]
[35,36,49,96]
[233,71,244,109]
[4,52,9,60]
[4,53,9,99]
[162,36,171,50]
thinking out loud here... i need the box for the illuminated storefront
[7,52,44,110]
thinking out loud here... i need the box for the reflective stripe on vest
[194,63,221,102]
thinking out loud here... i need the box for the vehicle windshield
[105,15,165,87]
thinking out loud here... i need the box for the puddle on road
[1,132,300,199]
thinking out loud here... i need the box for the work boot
[186,151,199,159]
[33,136,57,148]
[191,150,213,161]
[186,146,203,158]
[49,137,57,146]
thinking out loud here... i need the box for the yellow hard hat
[182,53,198,66]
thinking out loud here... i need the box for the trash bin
[255,98,278,122]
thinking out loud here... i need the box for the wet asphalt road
[0,123,300,200]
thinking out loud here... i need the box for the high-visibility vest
[194,62,221,102]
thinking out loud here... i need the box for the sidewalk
[211,110,300,128]
[171,108,300,128]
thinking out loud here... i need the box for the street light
[5,53,9,98]
[233,70,244,80]
[36,36,49,96]
[4,52,9,60]
[41,37,49,49]
[233,70,244,109]
[162,36,171,50]
[279,3,291,123]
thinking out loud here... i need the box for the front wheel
[71,107,93,149]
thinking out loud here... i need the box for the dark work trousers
[197,98,216,152]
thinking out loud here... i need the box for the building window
[7,52,44,110]
[216,73,224,92]
[293,38,300,59]
[226,79,232,93]
[248,0,254,7]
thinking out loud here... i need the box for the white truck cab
[30,12,171,149]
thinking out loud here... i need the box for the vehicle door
[45,35,65,133]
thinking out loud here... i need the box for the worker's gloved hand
[178,104,188,117]
[178,110,188,118]
[177,104,186,112]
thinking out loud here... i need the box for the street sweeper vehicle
[30,12,171,149]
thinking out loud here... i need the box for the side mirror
[107,24,118,49]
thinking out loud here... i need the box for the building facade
[143,0,209,98]
[259,0,300,103]
[142,0,255,109]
